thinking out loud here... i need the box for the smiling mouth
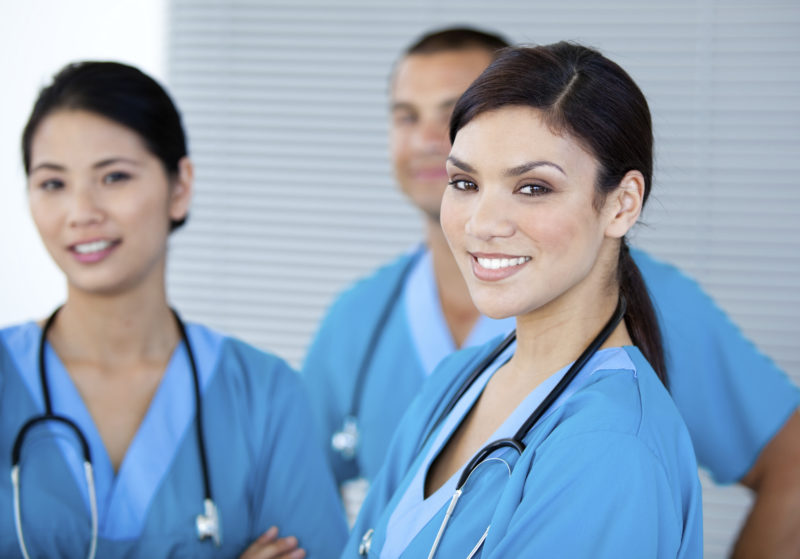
[475,256,531,270]
[72,240,118,254]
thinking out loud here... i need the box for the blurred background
[2,1,799,555]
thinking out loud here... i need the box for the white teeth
[476,256,531,270]
[74,240,113,254]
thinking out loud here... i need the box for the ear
[604,170,644,239]
[168,156,194,222]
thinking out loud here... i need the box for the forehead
[391,49,494,105]
[451,106,598,175]
[29,109,148,163]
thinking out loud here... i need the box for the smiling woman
[25,109,189,299]
[1,61,346,559]
[344,43,701,558]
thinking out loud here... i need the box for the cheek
[440,191,466,246]
[522,207,585,254]
[121,189,172,232]
[559,216,607,268]
[29,197,59,241]
[389,130,410,165]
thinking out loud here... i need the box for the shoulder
[0,321,39,352]
[0,322,40,380]
[187,322,303,399]
[304,249,421,364]
[325,250,419,317]
[545,347,694,465]
[630,248,710,304]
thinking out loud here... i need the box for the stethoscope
[331,248,424,461]
[358,296,627,557]
[11,307,222,559]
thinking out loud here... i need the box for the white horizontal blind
[166,1,800,556]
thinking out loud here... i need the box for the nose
[68,184,105,228]
[465,188,515,241]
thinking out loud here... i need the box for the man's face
[389,48,493,222]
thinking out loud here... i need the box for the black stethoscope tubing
[350,248,424,419]
[333,248,424,457]
[13,309,93,467]
[172,309,213,505]
[359,296,628,557]
[11,306,217,544]
[443,296,627,491]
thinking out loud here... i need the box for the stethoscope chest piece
[196,498,222,546]
[332,415,359,459]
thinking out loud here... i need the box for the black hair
[450,42,666,385]
[22,61,189,231]
[404,26,510,57]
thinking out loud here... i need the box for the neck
[509,282,630,386]
[47,282,179,368]
[426,218,480,348]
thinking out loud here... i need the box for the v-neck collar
[381,343,635,558]
[10,321,224,540]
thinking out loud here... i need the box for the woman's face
[441,106,627,321]
[26,109,191,297]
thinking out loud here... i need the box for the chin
[472,300,519,321]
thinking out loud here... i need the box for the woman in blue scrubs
[345,43,702,557]
[0,61,346,558]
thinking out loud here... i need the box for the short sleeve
[633,248,800,482]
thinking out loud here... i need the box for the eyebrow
[29,162,65,173]
[505,160,566,177]
[29,157,141,174]
[391,97,460,113]
[446,155,477,174]
[93,157,141,169]
[447,156,567,178]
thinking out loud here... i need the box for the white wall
[0,0,166,325]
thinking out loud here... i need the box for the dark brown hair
[450,42,666,384]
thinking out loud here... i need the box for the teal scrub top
[0,320,347,558]
[343,340,703,558]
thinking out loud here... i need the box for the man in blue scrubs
[302,27,800,556]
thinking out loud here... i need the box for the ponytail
[618,241,667,387]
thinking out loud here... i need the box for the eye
[518,183,552,196]
[38,178,65,192]
[102,171,132,185]
[448,179,477,192]
[392,110,417,127]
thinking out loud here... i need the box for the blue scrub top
[303,246,799,489]
[0,320,347,558]
[344,340,703,558]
